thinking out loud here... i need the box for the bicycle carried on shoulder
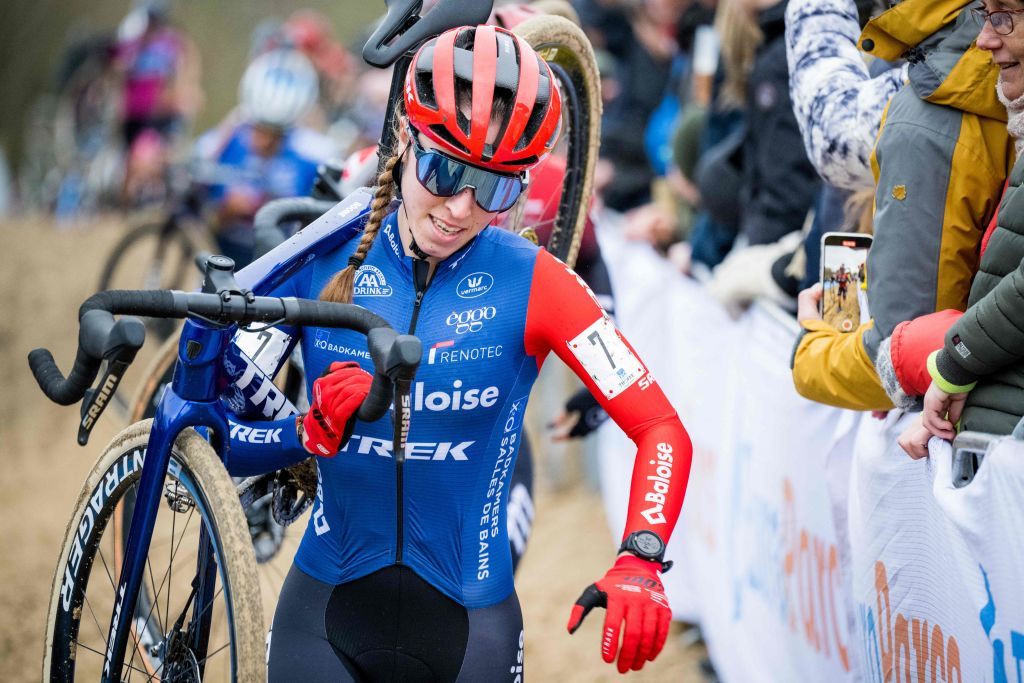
[32,1,601,680]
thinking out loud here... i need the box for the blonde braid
[319,151,401,303]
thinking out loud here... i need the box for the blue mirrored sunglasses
[407,127,526,213]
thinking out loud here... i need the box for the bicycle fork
[102,322,231,683]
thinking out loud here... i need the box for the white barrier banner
[849,413,990,682]
[595,217,1024,682]
[850,415,1024,683]
[932,436,1024,682]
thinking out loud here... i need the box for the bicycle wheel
[99,218,209,341]
[43,420,264,682]
[512,14,601,269]
[99,218,209,294]
[126,339,307,626]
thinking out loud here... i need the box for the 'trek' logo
[340,434,474,460]
[641,442,674,525]
[228,422,283,444]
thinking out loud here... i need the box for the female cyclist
[226,25,692,680]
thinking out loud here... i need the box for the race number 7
[588,330,616,369]
[569,317,645,399]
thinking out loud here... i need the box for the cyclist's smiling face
[395,119,505,263]
[977,0,1024,100]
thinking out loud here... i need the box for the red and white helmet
[404,25,562,173]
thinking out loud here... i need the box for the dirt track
[0,217,705,681]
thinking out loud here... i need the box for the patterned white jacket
[785,0,907,190]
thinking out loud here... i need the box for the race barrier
[593,218,1024,682]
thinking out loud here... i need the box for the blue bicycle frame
[102,189,374,681]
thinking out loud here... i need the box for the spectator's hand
[547,410,580,441]
[630,12,677,62]
[706,238,799,318]
[667,241,693,275]
[594,159,616,195]
[920,381,968,442]
[797,283,824,324]
[666,167,700,206]
[624,203,679,248]
[897,414,933,459]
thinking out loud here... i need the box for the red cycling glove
[567,554,672,673]
[301,361,373,456]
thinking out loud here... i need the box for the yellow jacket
[792,0,1014,410]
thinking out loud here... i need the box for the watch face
[634,532,663,556]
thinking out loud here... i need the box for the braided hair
[319,150,401,303]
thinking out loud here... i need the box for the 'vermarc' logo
[456,272,494,298]
[354,264,393,297]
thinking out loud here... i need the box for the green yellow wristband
[927,351,977,395]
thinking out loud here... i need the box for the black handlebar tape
[282,298,391,333]
[30,288,418,413]
[253,197,337,260]
[30,291,181,405]
[79,289,187,320]
[27,347,101,405]
[253,197,336,236]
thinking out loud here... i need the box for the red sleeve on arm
[524,249,693,543]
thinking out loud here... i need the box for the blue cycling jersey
[224,206,689,609]
[258,211,540,608]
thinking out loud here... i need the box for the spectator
[734,0,819,247]
[895,2,1024,455]
[702,0,821,311]
[686,0,757,270]
[575,0,684,211]
[785,0,905,191]
[781,0,905,299]
[792,0,1014,411]
[115,1,202,205]
[115,1,202,149]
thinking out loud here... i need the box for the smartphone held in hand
[819,232,873,332]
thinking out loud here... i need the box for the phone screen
[820,232,873,332]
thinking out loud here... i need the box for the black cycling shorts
[268,564,525,682]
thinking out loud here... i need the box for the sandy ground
[0,217,707,681]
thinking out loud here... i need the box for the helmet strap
[399,201,431,261]
[393,144,408,200]
[395,142,430,261]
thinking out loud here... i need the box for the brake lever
[77,317,147,446]
[78,359,131,446]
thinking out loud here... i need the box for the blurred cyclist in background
[115,0,202,205]
[192,48,338,268]
[250,9,360,130]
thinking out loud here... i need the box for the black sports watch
[618,530,673,572]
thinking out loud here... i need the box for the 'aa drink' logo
[354,265,393,297]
